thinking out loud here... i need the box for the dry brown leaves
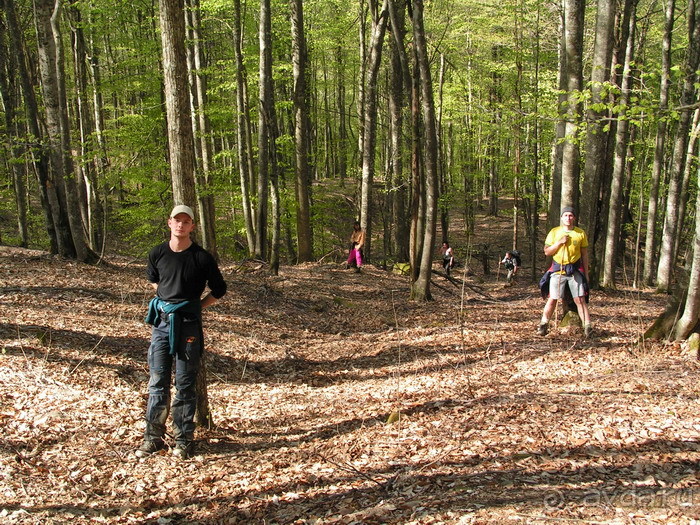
[1,245,699,524]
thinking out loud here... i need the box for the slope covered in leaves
[0,243,698,524]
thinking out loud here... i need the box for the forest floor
[1,211,699,524]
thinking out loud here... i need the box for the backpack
[511,250,522,267]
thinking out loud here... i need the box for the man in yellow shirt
[538,207,591,338]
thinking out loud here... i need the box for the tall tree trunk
[356,0,369,188]
[51,0,94,262]
[186,0,218,259]
[388,0,410,261]
[410,0,439,302]
[269,100,281,276]
[290,0,313,262]
[359,0,389,263]
[529,1,542,281]
[159,0,197,208]
[0,10,28,246]
[643,0,675,286]
[437,53,448,240]
[560,0,584,211]
[34,0,81,259]
[674,159,700,339]
[656,0,700,292]
[674,108,700,259]
[409,42,423,281]
[581,0,615,280]
[159,0,209,426]
[335,46,348,185]
[602,0,637,289]
[513,2,524,250]
[548,4,566,226]
[255,0,275,261]
[5,0,58,252]
[68,2,104,253]
[232,0,256,256]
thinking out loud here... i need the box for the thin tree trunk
[0,11,28,246]
[255,0,275,260]
[34,0,79,259]
[656,0,700,292]
[232,0,256,256]
[186,0,218,259]
[388,0,411,261]
[580,0,616,282]
[409,42,423,281]
[51,0,94,262]
[290,0,313,262]
[643,0,675,286]
[602,1,637,289]
[336,46,348,185]
[674,108,700,259]
[68,2,105,253]
[5,0,58,252]
[359,0,389,263]
[675,159,700,339]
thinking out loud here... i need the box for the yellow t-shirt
[545,226,588,266]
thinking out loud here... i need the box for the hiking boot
[355,266,362,273]
[172,442,194,460]
[135,440,165,457]
[583,324,592,339]
[537,322,549,336]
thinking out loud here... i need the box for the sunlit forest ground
[1,207,699,524]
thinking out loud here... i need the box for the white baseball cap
[170,204,195,220]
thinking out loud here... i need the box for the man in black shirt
[135,204,227,459]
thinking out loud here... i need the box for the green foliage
[2,0,694,269]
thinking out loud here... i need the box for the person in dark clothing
[135,204,227,460]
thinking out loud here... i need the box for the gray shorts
[549,272,586,299]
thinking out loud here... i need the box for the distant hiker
[347,220,365,273]
[538,207,591,338]
[499,250,521,284]
[136,204,227,460]
[442,242,455,276]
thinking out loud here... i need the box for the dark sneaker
[135,440,165,457]
[583,325,592,339]
[172,442,194,460]
[537,323,549,336]
[355,266,361,273]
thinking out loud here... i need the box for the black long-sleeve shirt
[146,242,227,303]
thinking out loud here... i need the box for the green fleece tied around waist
[145,297,202,356]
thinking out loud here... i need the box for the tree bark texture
[580,0,615,280]
[643,0,675,286]
[359,0,389,263]
[559,0,584,212]
[656,0,700,292]
[675,158,700,339]
[410,0,439,302]
[602,1,636,289]
[34,0,81,259]
[232,0,256,257]
[159,0,197,208]
[255,0,274,260]
[290,0,313,262]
